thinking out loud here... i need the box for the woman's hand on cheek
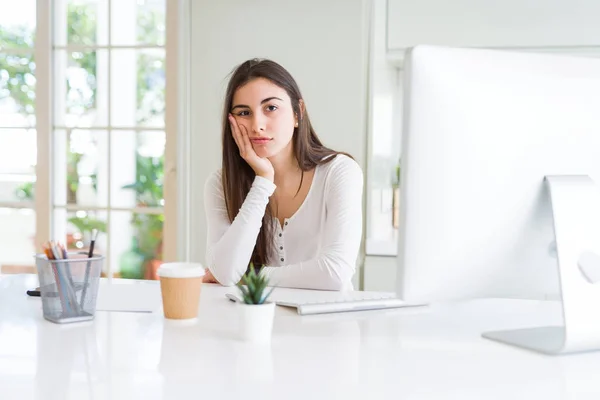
[229,114,275,182]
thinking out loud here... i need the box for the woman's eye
[266,105,278,112]
[236,110,250,117]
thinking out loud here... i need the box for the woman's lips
[250,138,272,145]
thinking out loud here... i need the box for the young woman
[203,58,363,291]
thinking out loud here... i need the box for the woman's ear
[294,99,305,127]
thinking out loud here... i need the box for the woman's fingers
[229,115,273,179]
[229,114,244,153]
[239,124,256,158]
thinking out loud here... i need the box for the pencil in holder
[35,252,104,324]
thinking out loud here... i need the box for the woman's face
[230,78,297,159]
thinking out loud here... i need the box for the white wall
[189,0,371,285]
[387,0,600,50]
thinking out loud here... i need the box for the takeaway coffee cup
[157,262,205,320]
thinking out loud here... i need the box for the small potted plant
[236,264,276,343]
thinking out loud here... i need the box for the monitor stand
[482,175,600,355]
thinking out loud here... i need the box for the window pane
[57,208,107,260]
[111,49,165,127]
[54,129,108,208]
[54,0,108,47]
[54,49,108,127]
[111,0,165,46]
[0,128,36,202]
[0,0,36,50]
[0,53,36,127]
[110,210,163,280]
[111,130,164,208]
[0,207,35,274]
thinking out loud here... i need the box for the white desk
[1,274,600,400]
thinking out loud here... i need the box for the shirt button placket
[278,222,286,263]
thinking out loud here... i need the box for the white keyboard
[226,288,425,315]
[279,297,410,315]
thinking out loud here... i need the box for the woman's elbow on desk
[263,259,354,291]
[323,272,354,291]
[319,257,356,291]
[300,274,351,291]
[205,266,242,287]
[318,278,347,291]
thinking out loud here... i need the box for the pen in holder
[80,229,99,309]
[35,251,104,324]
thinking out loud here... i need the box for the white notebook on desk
[96,280,161,313]
[226,287,426,315]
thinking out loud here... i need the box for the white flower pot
[237,301,275,343]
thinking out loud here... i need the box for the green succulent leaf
[236,262,273,304]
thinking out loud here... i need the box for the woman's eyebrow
[231,104,249,111]
[261,96,283,104]
[231,97,283,112]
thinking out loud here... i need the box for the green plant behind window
[122,154,164,206]
[14,181,34,201]
[122,153,164,260]
[120,153,164,278]
[392,158,401,188]
[67,215,107,242]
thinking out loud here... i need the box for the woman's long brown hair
[221,59,349,267]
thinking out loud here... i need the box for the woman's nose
[251,114,266,133]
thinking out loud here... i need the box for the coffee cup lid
[157,262,205,278]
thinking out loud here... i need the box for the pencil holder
[35,252,104,324]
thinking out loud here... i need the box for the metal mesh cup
[35,252,104,324]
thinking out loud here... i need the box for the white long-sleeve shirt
[204,154,363,291]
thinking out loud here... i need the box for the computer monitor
[396,45,600,354]
[397,45,600,304]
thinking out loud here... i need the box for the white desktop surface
[2,275,600,400]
